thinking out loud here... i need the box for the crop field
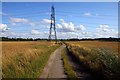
[1,41,120,79]
[66,41,119,53]
[65,41,120,79]
[2,41,60,78]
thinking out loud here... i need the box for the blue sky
[1,2,118,39]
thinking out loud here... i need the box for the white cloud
[57,24,62,28]
[81,32,93,38]
[41,19,54,24]
[10,17,35,26]
[57,32,78,39]
[83,12,92,16]
[0,24,9,32]
[78,25,118,38]
[30,31,49,39]
[41,18,86,34]
[57,19,76,32]
[82,32,89,35]
[95,25,118,38]
[57,22,75,32]
[31,29,40,35]
[0,31,17,37]
[93,33,103,38]
[10,18,29,23]
[42,19,51,24]
[97,24,110,32]
[76,25,86,31]
[67,22,75,31]
[0,32,7,37]
[57,19,86,33]
[60,19,65,22]
[3,17,118,39]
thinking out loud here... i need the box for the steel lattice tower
[48,5,57,43]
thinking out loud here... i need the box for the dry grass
[2,41,60,78]
[62,48,77,79]
[67,41,119,54]
[2,41,54,58]
[65,41,120,80]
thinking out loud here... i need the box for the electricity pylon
[48,5,57,43]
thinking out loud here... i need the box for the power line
[57,11,117,18]
[3,4,51,12]
[3,11,49,18]
[2,9,117,22]
[2,9,118,27]
[56,20,118,27]
[3,12,117,21]
[56,13,117,20]
[8,11,48,16]
[3,3,116,12]
[3,10,117,18]
[2,18,117,27]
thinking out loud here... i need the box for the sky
[1,2,118,39]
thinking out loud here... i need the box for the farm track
[40,44,100,79]
[40,44,67,78]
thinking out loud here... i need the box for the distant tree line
[64,37,120,42]
[0,37,120,42]
[0,37,48,41]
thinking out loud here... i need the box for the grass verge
[61,47,77,79]
[66,43,120,80]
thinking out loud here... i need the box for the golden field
[66,41,119,54]
[2,41,59,78]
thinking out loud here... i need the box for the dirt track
[40,44,99,80]
[40,44,67,78]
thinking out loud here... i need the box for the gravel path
[40,44,67,78]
